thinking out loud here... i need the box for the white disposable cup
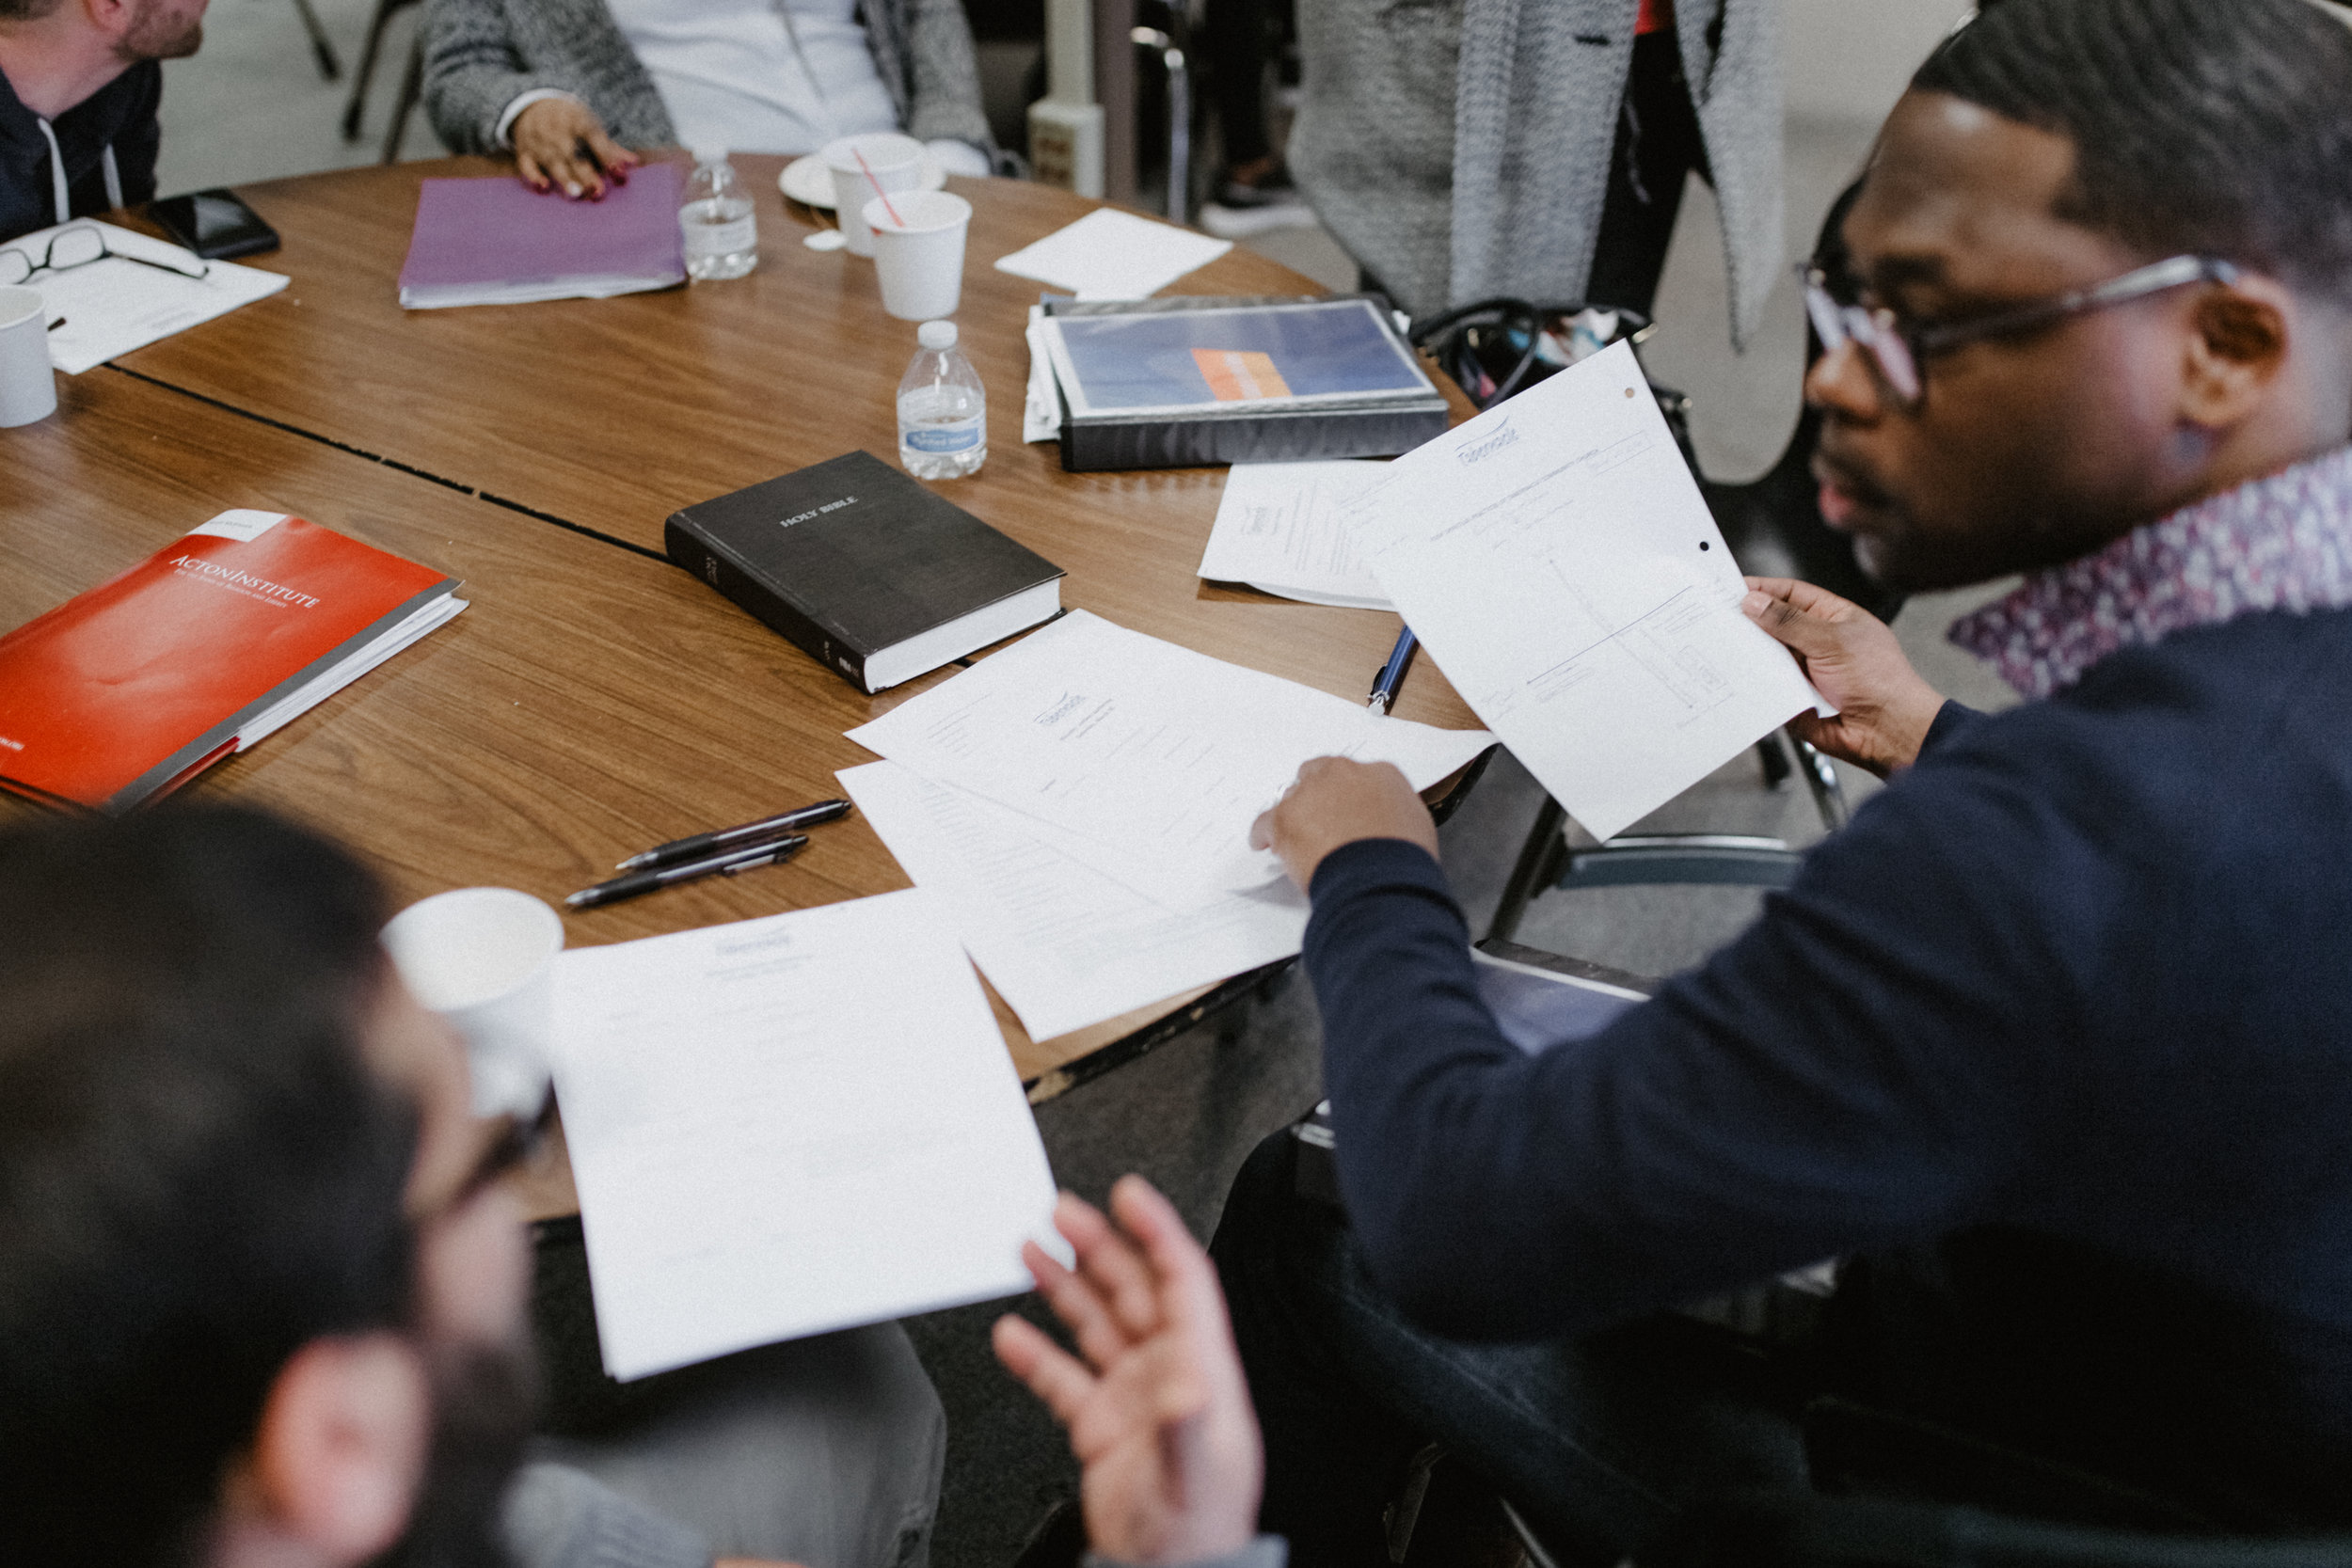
[0,286,57,429]
[865,191,972,322]
[382,888,565,1121]
[825,132,924,257]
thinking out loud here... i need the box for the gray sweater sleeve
[423,0,554,154]
[501,1460,713,1568]
[421,0,675,155]
[1085,1538,1288,1568]
[891,0,996,156]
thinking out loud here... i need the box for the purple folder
[397,161,687,309]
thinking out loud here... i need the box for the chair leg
[341,0,411,141]
[381,34,425,165]
[1792,734,1850,832]
[1485,796,1568,945]
[290,0,342,80]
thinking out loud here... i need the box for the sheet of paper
[1024,304,1061,442]
[1342,341,1826,842]
[844,610,1494,901]
[14,220,289,374]
[993,209,1232,300]
[551,889,1057,1381]
[1199,461,1392,609]
[840,760,1309,1042]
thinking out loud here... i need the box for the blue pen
[1367,626,1420,715]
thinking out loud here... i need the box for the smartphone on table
[148,189,280,260]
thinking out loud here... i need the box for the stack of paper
[838,611,1494,1042]
[552,889,1058,1380]
[12,220,288,374]
[1198,461,1392,609]
[397,163,686,309]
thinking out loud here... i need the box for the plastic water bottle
[679,144,757,280]
[897,320,987,479]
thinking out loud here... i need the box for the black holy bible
[665,451,1066,693]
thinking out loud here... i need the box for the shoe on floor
[1200,180,1315,237]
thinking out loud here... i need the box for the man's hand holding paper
[1740,577,1947,777]
[1340,340,1831,841]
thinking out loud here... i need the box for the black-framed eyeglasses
[0,223,210,288]
[1799,252,2241,411]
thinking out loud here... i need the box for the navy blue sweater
[1305,607,2352,1526]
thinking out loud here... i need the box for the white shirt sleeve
[496,88,587,150]
[924,137,993,178]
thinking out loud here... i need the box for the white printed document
[839,760,1309,1042]
[1199,462,1392,609]
[1343,341,1826,841]
[843,610,1494,902]
[993,208,1232,300]
[13,220,289,374]
[550,890,1057,1381]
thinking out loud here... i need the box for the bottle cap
[917,320,958,350]
[690,142,730,166]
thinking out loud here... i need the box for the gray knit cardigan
[422,0,997,163]
[1290,0,1784,346]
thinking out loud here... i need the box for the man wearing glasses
[0,804,948,1568]
[0,0,206,244]
[1219,0,2352,1561]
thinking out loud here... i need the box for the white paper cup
[825,132,925,257]
[382,887,565,1120]
[865,191,972,322]
[0,286,57,429]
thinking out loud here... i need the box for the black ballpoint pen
[615,800,852,871]
[567,835,808,910]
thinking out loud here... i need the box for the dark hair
[0,805,416,1566]
[1913,0,2352,306]
[0,0,67,21]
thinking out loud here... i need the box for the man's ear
[223,1335,432,1565]
[2180,277,2293,430]
[75,0,135,45]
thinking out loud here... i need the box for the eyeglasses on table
[0,224,211,288]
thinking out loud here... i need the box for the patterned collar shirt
[1948,442,2352,701]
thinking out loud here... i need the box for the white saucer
[780,150,949,209]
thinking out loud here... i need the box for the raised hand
[1742,577,1947,777]
[511,97,639,199]
[993,1179,1263,1566]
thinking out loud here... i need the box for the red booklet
[0,510,466,813]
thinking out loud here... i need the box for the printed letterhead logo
[167,554,320,609]
[1456,420,1519,467]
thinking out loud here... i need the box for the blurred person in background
[1286,0,1780,342]
[423,0,997,200]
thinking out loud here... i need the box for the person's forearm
[422,0,555,153]
[1299,812,2031,1341]
[1304,839,1563,1335]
